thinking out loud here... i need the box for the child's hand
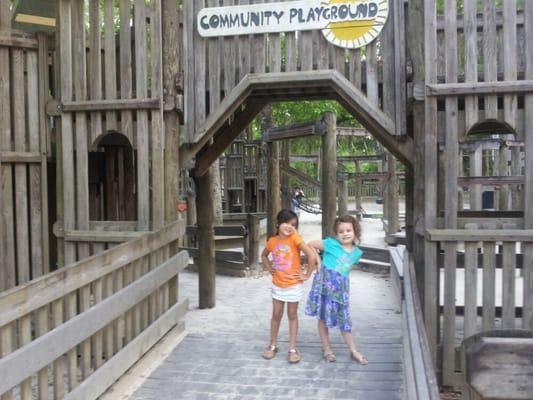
[298,264,312,281]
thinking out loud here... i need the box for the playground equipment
[1,0,533,398]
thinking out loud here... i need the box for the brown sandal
[351,349,369,365]
[262,345,278,360]
[323,349,336,363]
[288,349,301,363]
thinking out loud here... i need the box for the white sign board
[197,0,389,49]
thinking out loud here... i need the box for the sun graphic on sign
[321,0,389,49]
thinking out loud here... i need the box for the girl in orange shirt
[261,209,316,363]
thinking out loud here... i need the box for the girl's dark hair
[333,214,361,242]
[276,209,299,233]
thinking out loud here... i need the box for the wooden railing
[0,220,188,400]
[390,247,440,400]
[425,228,533,390]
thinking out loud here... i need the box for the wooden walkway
[130,268,404,400]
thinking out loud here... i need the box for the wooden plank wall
[183,0,405,143]
[58,0,166,264]
[426,0,533,391]
[0,8,49,291]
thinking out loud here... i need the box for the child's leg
[286,301,299,350]
[270,299,285,347]
[340,330,368,364]
[339,330,357,353]
[318,320,332,351]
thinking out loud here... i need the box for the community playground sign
[198,0,389,49]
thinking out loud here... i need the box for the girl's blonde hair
[333,214,361,242]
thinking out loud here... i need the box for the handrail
[401,250,440,400]
[0,220,184,328]
[0,220,187,399]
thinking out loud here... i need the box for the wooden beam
[0,30,38,48]
[336,126,370,136]
[280,165,320,188]
[62,98,160,112]
[0,151,43,163]
[192,100,266,177]
[427,80,533,96]
[264,120,325,142]
[457,176,524,185]
[426,229,533,242]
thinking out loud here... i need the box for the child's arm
[261,247,273,274]
[298,242,317,280]
[306,240,324,272]
[307,240,324,252]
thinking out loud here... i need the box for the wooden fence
[0,220,187,400]
[425,227,533,390]
[0,28,50,290]
[390,247,440,400]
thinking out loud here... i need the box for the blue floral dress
[305,237,362,332]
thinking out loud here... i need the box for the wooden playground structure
[1,0,532,398]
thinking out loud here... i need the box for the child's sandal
[323,350,336,363]
[288,349,301,363]
[262,345,278,360]
[350,350,368,365]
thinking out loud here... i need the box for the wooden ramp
[130,269,403,400]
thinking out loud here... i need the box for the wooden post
[470,146,482,210]
[267,141,280,237]
[264,105,280,237]
[511,147,522,210]
[499,144,510,210]
[322,111,336,238]
[524,0,533,330]
[337,179,348,216]
[281,140,291,210]
[247,213,260,272]
[162,0,181,305]
[196,170,215,309]
[422,0,439,367]
[354,160,362,211]
[387,154,399,237]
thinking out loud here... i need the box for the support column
[386,153,399,237]
[337,178,348,216]
[499,143,510,210]
[196,170,215,309]
[280,140,291,210]
[470,145,482,210]
[511,146,523,210]
[162,0,182,304]
[322,111,337,237]
[267,141,280,237]
[247,213,260,272]
[355,160,362,212]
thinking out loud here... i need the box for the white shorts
[271,283,304,303]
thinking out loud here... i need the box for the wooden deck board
[130,269,403,399]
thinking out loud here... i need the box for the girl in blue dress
[305,214,369,364]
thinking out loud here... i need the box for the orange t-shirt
[266,232,303,288]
